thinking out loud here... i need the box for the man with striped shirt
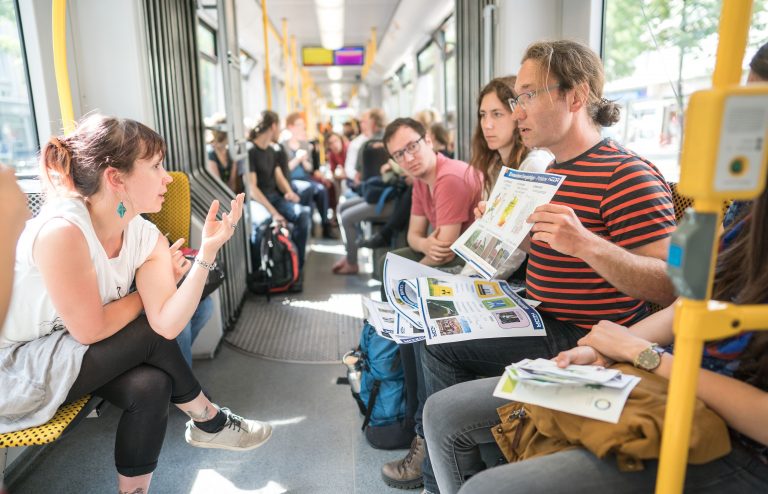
[420,40,677,494]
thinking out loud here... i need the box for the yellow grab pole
[655,1,753,492]
[370,26,377,63]
[52,0,75,134]
[291,36,299,110]
[261,0,272,110]
[282,18,291,114]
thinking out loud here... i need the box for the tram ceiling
[260,0,399,99]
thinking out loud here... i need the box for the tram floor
[9,239,411,493]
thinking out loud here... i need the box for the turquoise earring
[117,201,127,218]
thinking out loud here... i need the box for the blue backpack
[353,322,406,430]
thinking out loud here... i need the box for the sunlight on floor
[267,416,306,427]
[286,293,366,318]
[308,243,347,255]
[190,471,287,493]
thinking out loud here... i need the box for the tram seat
[145,170,192,248]
[0,395,98,483]
[145,170,223,359]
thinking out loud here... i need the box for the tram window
[602,0,768,183]
[197,19,225,129]
[0,0,38,175]
[442,16,457,125]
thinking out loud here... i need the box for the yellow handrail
[282,18,292,114]
[52,0,74,134]
[655,1,762,493]
[261,0,272,110]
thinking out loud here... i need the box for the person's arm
[206,159,221,179]
[135,195,244,339]
[528,204,676,306]
[0,166,31,328]
[246,171,285,223]
[274,166,299,202]
[33,220,144,344]
[407,216,457,266]
[558,313,768,446]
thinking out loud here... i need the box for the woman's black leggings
[64,316,203,477]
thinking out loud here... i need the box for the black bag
[247,223,300,297]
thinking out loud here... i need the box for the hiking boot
[185,408,272,451]
[381,436,425,489]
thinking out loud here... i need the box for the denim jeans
[293,179,330,226]
[458,440,768,494]
[422,316,585,493]
[176,296,215,367]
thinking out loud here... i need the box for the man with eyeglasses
[383,118,480,269]
[378,117,480,492]
[420,40,678,494]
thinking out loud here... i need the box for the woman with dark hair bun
[0,114,270,493]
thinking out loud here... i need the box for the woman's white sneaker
[185,408,272,451]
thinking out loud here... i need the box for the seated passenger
[246,111,311,269]
[435,190,768,494]
[419,40,677,494]
[281,112,336,238]
[206,116,243,194]
[0,163,29,330]
[382,117,481,269]
[379,78,554,489]
[0,115,270,494]
[428,123,454,159]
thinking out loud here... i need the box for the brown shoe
[381,436,425,489]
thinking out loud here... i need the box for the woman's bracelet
[194,257,216,271]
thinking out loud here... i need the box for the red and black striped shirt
[526,139,676,329]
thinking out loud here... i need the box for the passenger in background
[0,115,269,494]
[428,123,454,159]
[423,39,677,494]
[457,182,768,494]
[344,109,386,191]
[206,116,243,194]
[343,120,358,141]
[281,112,335,239]
[0,163,29,330]
[462,76,554,279]
[327,132,348,180]
[246,111,311,269]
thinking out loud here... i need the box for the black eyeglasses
[507,84,561,112]
[390,137,425,163]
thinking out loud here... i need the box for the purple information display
[334,46,364,66]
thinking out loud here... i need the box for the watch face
[637,348,661,370]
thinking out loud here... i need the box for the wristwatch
[633,343,665,371]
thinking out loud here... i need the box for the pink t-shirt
[411,152,480,233]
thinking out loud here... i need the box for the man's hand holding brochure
[451,167,565,279]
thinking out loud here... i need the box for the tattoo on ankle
[184,404,212,422]
[119,489,145,494]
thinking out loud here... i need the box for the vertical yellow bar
[282,18,291,114]
[52,0,75,134]
[261,0,272,110]
[291,36,298,110]
[654,1,753,492]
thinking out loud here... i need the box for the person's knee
[122,367,173,413]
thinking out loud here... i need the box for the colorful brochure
[414,275,545,345]
[452,167,565,279]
